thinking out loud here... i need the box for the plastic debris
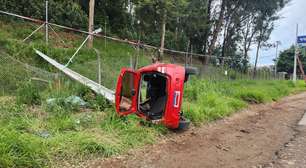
[65,96,87,107]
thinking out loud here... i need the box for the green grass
[183,79,306,124]
[0,97,165,167]
[1,20,306,167]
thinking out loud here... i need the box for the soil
[85,92,306,168]
[266,125,306,168]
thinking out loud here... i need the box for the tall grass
[183,79,306,124]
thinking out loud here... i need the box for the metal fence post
[45,0,49,44]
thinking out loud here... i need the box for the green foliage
[0,0,88,28]
[236,90,266,104]
[100,108,162,149]
[277,46,306,75]
[0,128,49,168]
[16,81,42,106]
[74,85,111,111]
[79,139,117,157]
[47,115,76,132]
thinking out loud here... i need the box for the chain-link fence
[161,52,286,81]
[0,53,59,96]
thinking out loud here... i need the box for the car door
[115,68,139,116]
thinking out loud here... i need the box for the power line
[0,9,245,61]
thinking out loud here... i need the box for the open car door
[115,68,139,116]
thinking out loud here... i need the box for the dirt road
[88,92,306,168]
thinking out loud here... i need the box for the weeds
[16,81,42,106]
[183,80,306,124]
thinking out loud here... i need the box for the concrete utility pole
[88,0,95,48]
[275,41,281,76]
[45,0,49,44]
[293,24,299,83]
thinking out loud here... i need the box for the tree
[0,0,88,28]
[252,0,288,78]
[182,0,211,63]
[240,2,260,72]
[136,0,188,60]
[206,0,225,64]
[277,46,306,74]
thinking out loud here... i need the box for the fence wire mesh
[0,53,59,96]
[0,17,288,98]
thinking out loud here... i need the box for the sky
[250,0,306,66]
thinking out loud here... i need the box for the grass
[0,96,165,167]
[183,79,306,124]
[1,19,306,167]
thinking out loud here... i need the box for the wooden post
[88,0,95,48]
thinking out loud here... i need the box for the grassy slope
[0,20,306,167]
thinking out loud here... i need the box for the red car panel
[116,63,186,129]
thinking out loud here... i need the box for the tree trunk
[88,0,95,48]
[201,0,212,63]
[253,40,261,78]
[206,0,225,65]
[175,17,179,50]
[243,44,248,72]
[221,18,230,59]
[159,10,166,61]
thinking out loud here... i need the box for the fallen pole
[35,49,115,103]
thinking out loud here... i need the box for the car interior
[138,73,168,120]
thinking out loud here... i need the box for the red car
[115,63,197,130]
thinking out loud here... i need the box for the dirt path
[267,125,306,168]
[87,92,306,168]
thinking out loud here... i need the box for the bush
[16,81,42,106]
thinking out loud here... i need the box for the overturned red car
[115,63,197,130]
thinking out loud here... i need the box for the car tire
[185,66,198,82]
[177,116,190,131]
[185,66,198,75]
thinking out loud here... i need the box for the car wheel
[177,116,190,131]
[185,66,198,82]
